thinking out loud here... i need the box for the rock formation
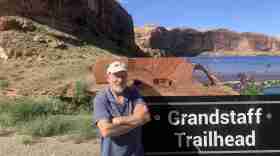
[90,57,239,96]
[135,26,280,56]
[0,0,137,51]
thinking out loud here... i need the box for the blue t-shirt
[92,86,146,156]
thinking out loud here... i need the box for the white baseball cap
[106,61,128,74]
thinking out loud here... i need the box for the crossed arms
[96,103,151,138]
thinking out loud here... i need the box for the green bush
[0,97,70,125]
[241,82,263,95]
[72,80,91,112]
[0,98,12,113]
[72,116,96,140]
[0,80,9,90]
[0,113,14,127]
[24,115,73,137]
[9,101,48,122]
[64,115,96,143]
[33,97,70,115]
[23,115,96,138]
[16,135,35,145]
[0,99,14,127]
[0,96,96,138]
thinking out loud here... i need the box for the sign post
[143,96,280,156]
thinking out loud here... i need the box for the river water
[188,56,280,81]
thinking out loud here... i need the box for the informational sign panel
[143,96,280,156]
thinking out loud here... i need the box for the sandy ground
[0,135,100,156]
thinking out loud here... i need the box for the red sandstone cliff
[0,0,137,51]
[135,26,280,56]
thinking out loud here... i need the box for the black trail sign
[143,96,280,156]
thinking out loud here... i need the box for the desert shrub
[71,80,91,112]
[241,82,263,95]
[16,135,35,145]
[0,79,9,90]
[71,115,96,142]
[24,115,72,137]
[23,115,96,138]
[0,97,96,138]
[0,97,70,125]
[0,113,14,127]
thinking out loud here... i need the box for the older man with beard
[92,61,151,156]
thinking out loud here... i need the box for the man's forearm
[98,120,137,137]
[105,114,150,137]
[104,124,135,137]
[98,113,150,137]
[98,103,151,137]
[113,113,151,127]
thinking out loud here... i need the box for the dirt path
[0,135,100,156]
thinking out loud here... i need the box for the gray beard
[112,85,126,95]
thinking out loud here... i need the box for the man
[93,61,151,156]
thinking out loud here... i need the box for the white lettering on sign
[168,107,263,148]
[175,130,256,148]
[168,108,263,126]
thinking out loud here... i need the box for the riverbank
[221,51,280,56]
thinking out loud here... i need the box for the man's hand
[112,117,124,125]
[133,103,149,119]
[97,119,133,138]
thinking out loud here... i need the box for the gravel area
[0,135,100,156]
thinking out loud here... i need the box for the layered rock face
[135,26,280,56]
[0,0,136,51]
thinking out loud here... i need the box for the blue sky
[119,0,280,37]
